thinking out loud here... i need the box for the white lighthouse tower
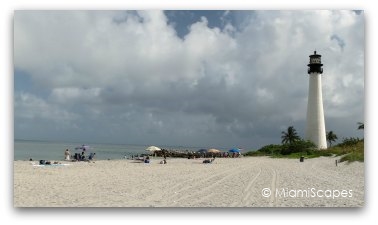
[305,51,327,149]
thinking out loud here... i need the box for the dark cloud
[331,34,346,50]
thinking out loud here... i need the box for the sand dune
[13,156,364,207]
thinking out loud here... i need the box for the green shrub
[257,144,282,154]
[244,139,363,163]
[338,137,362,147]
[280,140,316,155]
[244,151,267,156]
[340,151,364,162]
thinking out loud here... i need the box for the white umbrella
[145,146,161,152]
[208,148,221,153]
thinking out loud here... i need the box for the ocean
[14,140,202,161]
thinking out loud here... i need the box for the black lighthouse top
[307,51,323,74]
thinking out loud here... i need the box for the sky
[13,10,365,150]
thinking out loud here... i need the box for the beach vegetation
[326,131,338,147]
[357,122,364,130]
[244,138,364,163]
[245,122,364,163]
[280,139,316,155]
[336,138,364,162]
[244,140,316,156]
[338,137,362,147]
[281,126,301,144]
[253,144,282,155]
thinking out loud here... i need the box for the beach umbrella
[75,145,91,151]
[145,146,161,152]
[207,148,221,153]
[228,148,241,153]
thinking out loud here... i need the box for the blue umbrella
[228,148,240,153]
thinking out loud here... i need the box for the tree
[357,122,364,130]
[326,131,338,147]
[281,126,300,144]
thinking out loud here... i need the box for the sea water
[14,140,201,161]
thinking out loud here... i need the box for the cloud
[331,34,346,50]
[14,10,364,148]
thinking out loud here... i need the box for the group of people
[128,154,168,164]
[221,152,241,158]
[142,156,168,164]
[64,149,96,162]
[124,153,168,164]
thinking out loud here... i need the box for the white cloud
[14,10,364,148]
[15,92,79,122]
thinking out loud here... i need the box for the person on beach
[64,149,71,160]
[81,151,86,161]
[89,152,96,160]
[73,153,80,161]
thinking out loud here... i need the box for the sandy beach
[13,156,364,207]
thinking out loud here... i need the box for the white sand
[13,156,364,207]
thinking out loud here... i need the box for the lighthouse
[305,51,327,149]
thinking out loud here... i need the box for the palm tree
[326,131,338,147]
[357,122,364,130]
[281,126,300,144]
